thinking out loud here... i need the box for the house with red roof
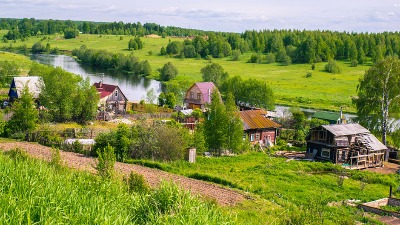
[93,81,127,113]
[239,109,281,147]
[183,82,219,110]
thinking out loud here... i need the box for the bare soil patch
[0,141,245,206]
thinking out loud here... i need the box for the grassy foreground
[154,152,397,224]
[0,31,372,112]
[0,150,233,225]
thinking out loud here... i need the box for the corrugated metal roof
[239,109,281,130]
[322,123,370,136]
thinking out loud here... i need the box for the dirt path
[0,141,245,206]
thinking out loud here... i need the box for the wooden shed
[306,123,388,169]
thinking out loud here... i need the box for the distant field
[0,32,372,112]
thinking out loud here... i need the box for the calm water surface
[30,54,163,102]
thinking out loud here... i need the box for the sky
[1,0,400,33]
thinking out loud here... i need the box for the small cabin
[183,82,219,110]
[93,82,127,113]
[306,123,388,169]
[239,109,281,147]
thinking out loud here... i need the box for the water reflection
[30,54,163,102]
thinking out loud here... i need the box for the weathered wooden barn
[306,123,388,169]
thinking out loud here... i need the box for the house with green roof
[312,111,346,124]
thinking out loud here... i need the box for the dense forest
[2,18,400,64]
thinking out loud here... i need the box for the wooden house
[306,123,388,169]
[8,76,43,101]
[183,82,219,110]
[93,81,127,113]
[238,109,281,147]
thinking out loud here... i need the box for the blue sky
[1,0,400,32]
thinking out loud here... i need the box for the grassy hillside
[0,149,233,224]
[151,152,395,224]
[0,32,372,112]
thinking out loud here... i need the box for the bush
[50,147,63,169]
[96,144,116,179]
[124,172,150,193]
[324,59,341,74]
[305,72,312,78]
[72,140,83,153]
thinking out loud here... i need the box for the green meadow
[150,152,396,224]
[0,32,372,112]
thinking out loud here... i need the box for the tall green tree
[73,78,99,124]
[204,91,227,154]
[7,85,38,135]
[225,92,243,153]
[39,67,80,122]
[354,56,400,145]
[201,63,228,87]
[159,62,178,81]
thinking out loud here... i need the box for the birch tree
[354,56,400,145]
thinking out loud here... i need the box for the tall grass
[0,152,233,224]
[162,152,397,224]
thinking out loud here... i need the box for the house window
[114,90,118,97]
[250,134,255,141]
[197,93,202,100]
[190,92,194,99]
[243,134,246,141]
[255,133,260,141]
[321,148,330,158]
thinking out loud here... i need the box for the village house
[239,109,281,147]
[8,76,43,102]
[306,123,388,169]
[312,111,347,124]
[93,81,127,113]
[183,82,219,110]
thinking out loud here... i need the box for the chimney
[99,80,103,88]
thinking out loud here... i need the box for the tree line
[72,45,151,76]
[2,18,400,64]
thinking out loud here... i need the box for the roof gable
[94,82,118,99]
[239,109,281,130]
[9,76,43,99]
[190,82,216,104]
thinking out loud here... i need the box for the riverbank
[0,32,371,111]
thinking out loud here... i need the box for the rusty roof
[239,109,281,130]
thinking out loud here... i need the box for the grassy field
[144,152,397,224]
[0,31,372,112]
[0,149,233,224]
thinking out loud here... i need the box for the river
[30,54,163,102]
[31,54,358,120]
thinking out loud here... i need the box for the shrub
[124,172,150,194]
[305,72,312,78]
[72,140,83,153]
[324,59,341,74]
[96,144,116,179]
